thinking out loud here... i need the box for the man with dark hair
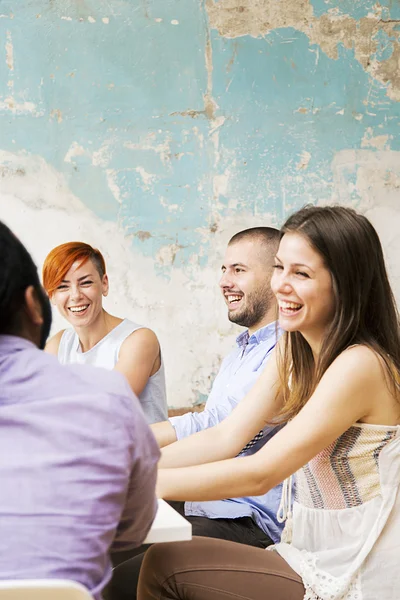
[0,221,160,599]
[110,227,284,600]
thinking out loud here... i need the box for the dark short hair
[0,221,41,335]
[228,227,280,252]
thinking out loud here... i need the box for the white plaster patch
[160,196,181,213]
[92,142,112,167]
[296,151,311,170]
[102,17,110,24]
[0,99,38,115]
[61,16,72,21]
[135,166,156,190]
[361,127,391,150]
[154,18,163,23]
[5,31,13,70]
[331,148,400,300]
[105,169,122,204]
[155,243,181,266]
[88,16,96,23]
[213,172,229,200]
[171,20,179,25]
[192,126,204,149]
[124,133,172,165]
[64,142,88,164]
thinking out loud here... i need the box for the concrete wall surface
[0,1,399,408]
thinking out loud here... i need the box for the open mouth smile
[68,305,89,314]
[278,300,303,315]
[226,294,243,307]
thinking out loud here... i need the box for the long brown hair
[275,205,400,423]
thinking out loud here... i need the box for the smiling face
[271,232,336,351]
[51,259,108,328]
[219,239,275,333]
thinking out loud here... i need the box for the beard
[228,287,274,330]
[37,286,53,350]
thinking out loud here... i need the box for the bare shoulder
[120,327,160,354]
[45,329,65,355]
[329,344,391,386]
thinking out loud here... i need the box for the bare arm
[158,347,282,468]
[157,346,382,501]
[44,330,65,355]
[151,421,177,447]
[115,328,160,397]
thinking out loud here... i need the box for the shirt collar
[0,334,37,355]
[236,321,278,349]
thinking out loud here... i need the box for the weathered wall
[0,1,399,408]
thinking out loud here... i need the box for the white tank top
[58,319,168,424]
[273,422,400,600]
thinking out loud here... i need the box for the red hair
[42,242,106,296]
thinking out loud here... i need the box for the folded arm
[158,347,283,468]
[157,346,379,501]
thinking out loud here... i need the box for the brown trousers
[138,536,305,600]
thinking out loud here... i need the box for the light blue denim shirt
[169,321,284,543]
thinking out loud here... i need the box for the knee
[141,541,187,579]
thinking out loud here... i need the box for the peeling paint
[105,169,122,204]
[361,127,391,150]
[5,31,13,70]
[135,230,152,241]
[135,166,156,190]
[206,0,400,100]
[297,151,311,170]
[92,142,112,168]
[50,108,63,123]
[1,1,399,410]
[64,142,87,164]
[156,243,182,266]
[124,133,172,165]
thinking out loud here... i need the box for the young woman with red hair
[43,242,167,424]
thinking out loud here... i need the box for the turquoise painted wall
[1,1,399,406]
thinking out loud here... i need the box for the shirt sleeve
[111,406,160,551]
[169,403,232,440]
[169,341,276,440]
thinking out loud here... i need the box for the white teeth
[69,305,89,313]
[227,295,242,303]
[279,301,302,310]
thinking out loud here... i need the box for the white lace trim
[299,551,362,600]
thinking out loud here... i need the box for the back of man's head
[0,221,41,336]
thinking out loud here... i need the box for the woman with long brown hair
[137,205,400,600]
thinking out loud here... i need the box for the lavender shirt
[0,335,160,599]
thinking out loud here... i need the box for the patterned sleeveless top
[273,422,400,600]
